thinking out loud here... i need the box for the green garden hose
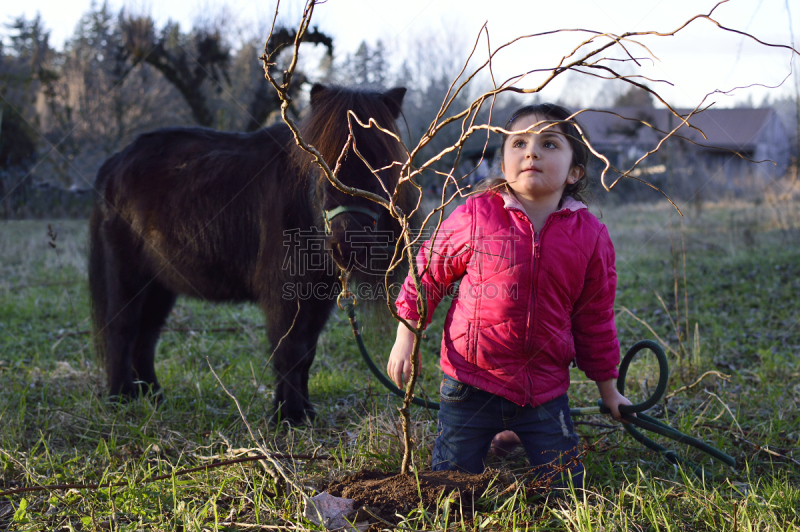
[601,339,736,473]
[340,298,736,473]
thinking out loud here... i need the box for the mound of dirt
[323,469,499,526]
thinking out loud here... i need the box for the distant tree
[1,13,56,138]
[341,40,388,88]
[770,94,800,177]
[734,94,756,109]
[245,25,332,131]
[0,13,56,213]
[0,104,36,167]
[612,84,655,108]
[120,15,230,127]
[120,15,332,130]
[35,3,188,188]
[0,102,38,218]
[0,16,45,166]
[4,13,55,76]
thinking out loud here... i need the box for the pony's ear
[383,87,406,119]
[310,83,328,107]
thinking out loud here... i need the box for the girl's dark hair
[476,103,591,204]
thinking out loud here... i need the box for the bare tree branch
[260,0,800,477]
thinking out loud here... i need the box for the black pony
[89,84,410,424]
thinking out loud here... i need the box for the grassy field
[1,195,799,531]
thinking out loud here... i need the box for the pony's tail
[88,202,108,365]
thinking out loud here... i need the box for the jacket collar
[500,191,587,216]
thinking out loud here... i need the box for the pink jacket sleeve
[572,225,620,382]
[395,200,474,327]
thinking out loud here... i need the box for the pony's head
[298,84,408,274]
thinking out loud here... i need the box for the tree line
[1,4,527,218]
[2,3,796,218]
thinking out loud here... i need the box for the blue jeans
[432,374,584,488]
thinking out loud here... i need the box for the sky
[7,0,800,109]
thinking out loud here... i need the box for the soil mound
[323,469,498,526]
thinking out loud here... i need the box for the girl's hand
[596,379,634,422]
[387,320,421,388]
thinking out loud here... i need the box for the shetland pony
[89,84,409,424]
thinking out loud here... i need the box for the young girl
[387,104,631,486]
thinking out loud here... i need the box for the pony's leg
[104,279,147,399]
[100,219,151,400]
[266,296,334,425]
[295,307,331,419]
[131,282,177,399]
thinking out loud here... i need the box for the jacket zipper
[524,219,547,355]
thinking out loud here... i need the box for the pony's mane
[290,85,420,288]
[292,86,405,185]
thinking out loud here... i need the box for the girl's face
[501,114,583,204]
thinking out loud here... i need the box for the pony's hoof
[270,406,316,427]
[136,383,165,406]
[105,393,133,406]
[144,390,165,408]
[104,384,164,408]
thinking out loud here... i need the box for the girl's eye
[543,140,557,149]
[513,139,526,148]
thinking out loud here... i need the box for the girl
[387,104,631,486]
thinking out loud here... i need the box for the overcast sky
[8,0,800,109]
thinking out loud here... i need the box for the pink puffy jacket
[396,192,620,407]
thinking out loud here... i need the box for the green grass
[1,196,799,530]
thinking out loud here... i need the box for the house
[577,106,791,187]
